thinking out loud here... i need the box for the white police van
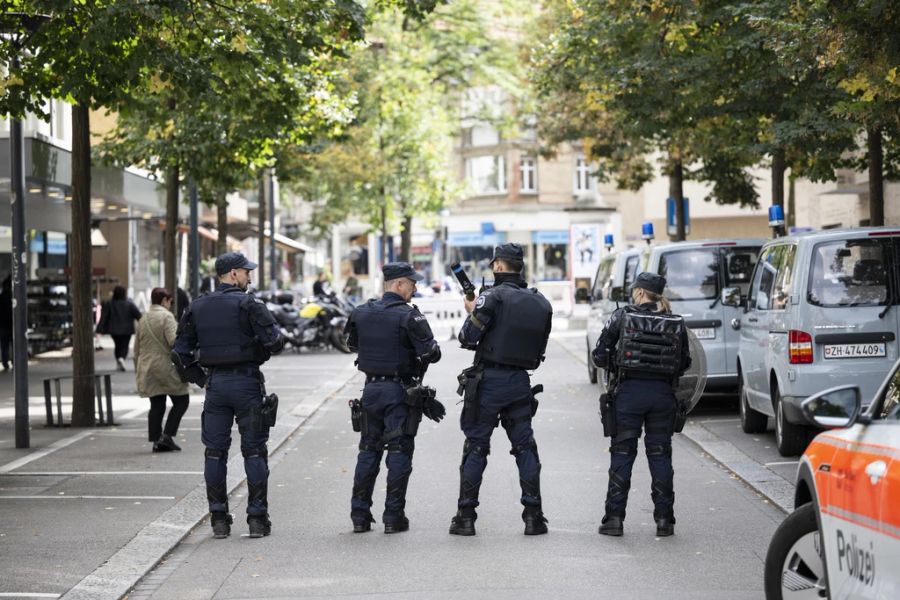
[737,227,900,456]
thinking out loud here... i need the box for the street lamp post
[188,179,200,300]
[269,167,276,291]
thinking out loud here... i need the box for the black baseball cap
[630,272,666,295]
[215,252,258,275]
[383,261,424,282]
[489,243,524,266]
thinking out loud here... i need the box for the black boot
[522,505,548,535]
[449,508,477,536]
[651,477,675,537]
[383,467,412,533]
[352,512,375,533]
[599,514,624,536]
[655,516,675,537]
[211,512,233,539]
[383,511,409,534]
[248,514,272,538]
[155,433,181,452]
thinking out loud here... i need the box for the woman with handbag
[134,288,191,452]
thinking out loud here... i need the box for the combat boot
[247,514,272,538]
[655,516,675,537]
[383,511,409,534]
[449,508,477,536]
[352,512,375,533]
[598,514,624,536]
[211,512,233,539]
[522,506,548,536]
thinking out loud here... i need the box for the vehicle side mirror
[801,385,862,429]
[610,286,624,302]
[575,288,591,304]
[722,286,742,307]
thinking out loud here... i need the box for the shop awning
[172,223,218,242]
[273,233,312,254]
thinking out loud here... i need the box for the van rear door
[721,245,762,379]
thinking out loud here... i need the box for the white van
[737,227,900,456]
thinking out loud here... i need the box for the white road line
[0,594,60,598]
[0,495,175,500]
[699,418,741,423]
[765,461,799,467]
[0,431,94,474]
[1,471,202,476]
[121,407,149,419]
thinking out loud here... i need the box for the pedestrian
[99,285,142,372]
[175,287,191,321]
[312,272,332,297]
[450,243,553,536]
[591,272,691,537]
[173,252,284,539]
[344,262,444,534]
[134,288,190,453]
[0,276,12,371]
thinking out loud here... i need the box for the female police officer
[592,272,691,537]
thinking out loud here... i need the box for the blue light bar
[768,205,785,227]
[603,233,614,248]
[641,222,654,241]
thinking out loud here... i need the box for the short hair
[150,287,172,305]
[112,285,127,301]
[496,258,524,273]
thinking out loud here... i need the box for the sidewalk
[0,339,358,599]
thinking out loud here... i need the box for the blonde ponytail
[633,288,672,313]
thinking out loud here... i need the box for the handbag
[140,316,189,383]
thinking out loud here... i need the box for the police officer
[450,243,553,536]
[344,262,442,534]
[173,252,284,539]
[592,272,691,537]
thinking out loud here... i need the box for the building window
[574,155,594,193]
[465,155,506,195]
[520,157,537,193]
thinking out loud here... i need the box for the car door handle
[747,317,758,323]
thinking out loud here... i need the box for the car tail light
[789,330,813,364]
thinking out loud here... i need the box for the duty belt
[480,361,523,370]
[210,365,263,380]
[365,375,416,385]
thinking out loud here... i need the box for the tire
[764,503,827,600]
[739,370,768,434]
[587,345,598,384]
[330,328,352,354]
[773,385,808,457]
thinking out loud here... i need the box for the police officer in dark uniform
[173,252,284,539]
[344,262,443,534]
[592,272,691,537]
[450,243,553,536]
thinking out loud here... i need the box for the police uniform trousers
[604,378,675,520]
[458,368,541,509]
[351,381,415,524]
[201,370,270,517]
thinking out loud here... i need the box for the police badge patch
[475,295,486,309]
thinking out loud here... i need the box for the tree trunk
[257,171,266,290]
[216,195,228,256]
[669,157,685,241]
[164,165,179,297]
[70,103,96,427]
[380,186,389,265]
[772,147,786,208]
[868,125,884,226]
[787,172,796,230]
[401,214,412,263]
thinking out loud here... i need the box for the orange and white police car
[765,358,900,599]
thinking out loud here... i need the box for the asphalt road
[132,336,784,600]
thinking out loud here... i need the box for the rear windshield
[723,247,761,297]
[807,239,892,307]
[659,249,719,300]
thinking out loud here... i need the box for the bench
[43,373,116,427]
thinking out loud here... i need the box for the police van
[585,246,644,385]
[737,228,900,456]
[764,359,900,599]
[642,239,764,392]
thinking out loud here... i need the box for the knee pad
[610,438,638,457]
[510,438,538,457]
[645,441,672,457]
[241,446,268,459]
[387,437,415,457]
[359,441,382,453]
[205,448,227,461]
[462,440,490,463]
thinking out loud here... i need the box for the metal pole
[188,179,199,299]
[268,168,276,291]
[10,53,30,449]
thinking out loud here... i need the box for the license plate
[691,327,715,340]
[823,343,886,359]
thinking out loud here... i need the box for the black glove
[423,397,446,423]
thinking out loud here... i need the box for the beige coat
[134,305,190,397]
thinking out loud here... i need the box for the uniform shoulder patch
[475,295,486,309]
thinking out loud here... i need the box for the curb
[554,337,794,515]
[60,362,359,600]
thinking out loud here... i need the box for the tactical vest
[192,291,268,367]
[353,300,417,376]
[615,309,684,377]
[479,286,552,370]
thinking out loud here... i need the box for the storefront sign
[570,223,602,279]
[448,231,507,247]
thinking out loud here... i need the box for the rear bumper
[781,395,808,424]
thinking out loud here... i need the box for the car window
[879,366,900,420]
[771,245,796,310]
[618,255,640,302]
[658,249,718,301]
[592,256,615,300]
[807,239,891,307]
[723,247,760,297]
[748,246,780,311]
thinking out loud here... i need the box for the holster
[260,393,279,428]
[349,398,363,433]
[673,400,688,433]
[599,392,617,438]
[457,366,483,427]
[530,384,543,417]
[403,385,429,436]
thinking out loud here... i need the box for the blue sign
[448,231,507,247]
[30,234,68,255]
[480,222,496,235]
[666,197,690,236]
[531,230,569,245]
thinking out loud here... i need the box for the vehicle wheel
[774,386,808,457]
[330,329,352,354]
[587,345,598,384]
[739,371,768,434]
[764,503,827,600]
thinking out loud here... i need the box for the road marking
[698,418,741,423]
[0,471,202,476]
[121,407,149,419]
[765,461,799,467]
[0,495,174,500]
[0,431,94,474]
[0,594,60,598]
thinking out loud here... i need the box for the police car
[764,358,900,599]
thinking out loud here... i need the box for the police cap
[631,272,666,295]
[383,261,424,282]
[489,243,525,266]
[215,252,258,275]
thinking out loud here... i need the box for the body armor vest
[192,291,268,367]
[615,308,684,377]
[353,300,417,376]
[480,286,552,369]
